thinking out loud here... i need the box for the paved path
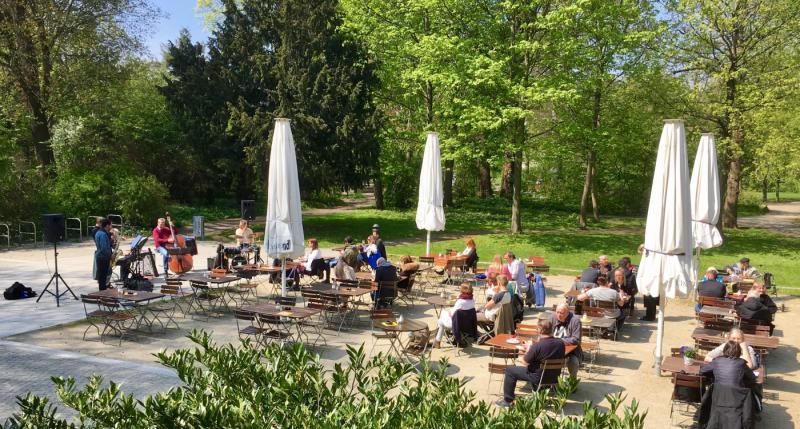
[0,340,180,421]
[739,201,800,237]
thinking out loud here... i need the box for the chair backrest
[736,283,754,294]
[370,309,394,321]
[515,326,539,339]
[695,339,718,352]
[591,299,616,310]
[80,294,100,305]
[488,362,510,374]
[233,309,255,321]
[161,284,180,296]
[418,256,434,264]
[529,256,546,265]
[378,281,398,299]
[335,278,358,288]
[300,289,321,300]
[672,373,703,389]
[539,358,565,371]
[699,296,734,309]
[489,346,519,360]
[704,319,734,332]
[670,347,684,357]
[740,323,770,337]
[274,296,297,306]
[100,297,121,309]
[190,280,209,290]
[166,279,183,287]
[583,307,604,318]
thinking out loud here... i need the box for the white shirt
[304,248,322,270]
[439,298,476,324]
[508,259,529,288]
[235,227,254,246]
[460,246,474,256]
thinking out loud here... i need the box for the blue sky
[144,0,210,59]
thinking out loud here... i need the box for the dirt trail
[739,201,800,237]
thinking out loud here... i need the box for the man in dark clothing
[496,319,565,407]
[736,289,774,334]
[754,283,778,315]
[90,217,104,240]
[373,257,397,308]
[572,260,600,291]
[698,267,727,298]
[93,219,113,291]
[372,224,387,259]
[340,236,360,270]
[550,303,582,379]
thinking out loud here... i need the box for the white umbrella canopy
[415,131,446,255]
[690,133,723,250]
[264,118,305,296]
[636,119,694,374]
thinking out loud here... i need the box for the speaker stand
[37,242,78,307]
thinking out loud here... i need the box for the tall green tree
[666,0,800,228]
[0,0,157,170]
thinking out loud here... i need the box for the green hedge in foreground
[4,330,646,428]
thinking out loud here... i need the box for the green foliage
[5,330,646,428]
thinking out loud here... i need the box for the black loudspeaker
[42,213,65,243]
[241,200,255,220]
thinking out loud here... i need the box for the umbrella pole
[654,294,665,375]
[281,257,287,297]
[426,231,431,256]
[693,247,701,299]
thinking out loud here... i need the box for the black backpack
[3,282,37,300]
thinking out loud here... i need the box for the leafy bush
[4,330,646,428]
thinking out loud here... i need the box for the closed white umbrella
[637,119,694,374]
[264,118,305,297]
[415,132,446,255]
[690,133,723,285]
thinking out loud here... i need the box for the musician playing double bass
[152,217,177,276]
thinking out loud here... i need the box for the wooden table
[88,289,164,303]
[699,305,738,319]
[691,327,779,350]
[241,303,324,346]
[306,283,371,299]
[661,355,764,384]
[521,314,615,331]
[378,318,430,363]
[179,272,240,285]
[355,271,373,281]
[426,295,457,318]
[486,333,577,355]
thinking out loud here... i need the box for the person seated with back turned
[736,288,774,334]
[495,318,565,408]
[340,236,360,270]
[577,275,628,330]
[695,266,727,313]
[728,257,759,279]
[372,257,398,308]
[698,341,758,428]
[333,257,356,284]
[551,303,582,380]
[573,260,601,290]
[433,283,476,348]
[396,255,419,291]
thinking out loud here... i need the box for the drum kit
[217,242,262,269]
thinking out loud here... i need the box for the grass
[741,190,800,204]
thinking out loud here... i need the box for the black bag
[124,274,153,291]
[4,282,37,300]
[511,294,525,324]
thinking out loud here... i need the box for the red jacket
[152,226,176,248]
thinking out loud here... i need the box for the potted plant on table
[681,346,698,365]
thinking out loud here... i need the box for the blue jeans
[156,246,169,274]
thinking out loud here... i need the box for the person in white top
[235,220,254,247]
[299,238,329,281]
[504,251,530,303]
[433,283,476,347]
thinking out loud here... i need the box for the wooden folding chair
[80,295,112,341]
[670,373,704,428]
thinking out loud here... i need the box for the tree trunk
[590,164,599,221]
[578,149,595,228]
[373,172,384,210]
[30,109,54,168]
[511,150,523,234]
[477,159,492,198]
[501,152,513,197]
[722,155,741,228]
[761,177,768,203]
[443,159,454,206]
[776,179,780,202]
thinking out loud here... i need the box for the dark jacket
[700,357,756,388]
[698,383,755,429]
[462,247,478,270]
[759,294,777,314]
[451,308,478,346]
[698,280,727,298]
[580,267,600,284]
[374,237,387,259]
[735,298,772,324]
[374,263,398,283]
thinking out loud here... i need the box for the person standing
[152,217,176,275]
[504,252,531,307]
[371,224,387,259]
[93,219,113,291]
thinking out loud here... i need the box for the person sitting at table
[397,255,419,291]
[477,275,511,323]
[573,260,601,290]
[598,255,613,275]
[752,282,777,315]
[495,319,565,408]
[577,275,627,330]
[372,257,398,308]
[703,328,759,370]
[235,219,254,247]
[550,303,582,380]
[459,238,478,272]
[610,267,637,315]
[298,238,329,282]
[484,271,499,299]
[333,257,357,283]
[340,236,361,270]
[504,252,531,306]
[735,289,774,334]
[696,266,727,313]
[433,283,476,348]
[727,257,759,279]
[365,235,381,270]
[698,341,758,428]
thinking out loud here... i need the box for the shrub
[4,330,646,428]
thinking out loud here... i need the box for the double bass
[165,212,194,274]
